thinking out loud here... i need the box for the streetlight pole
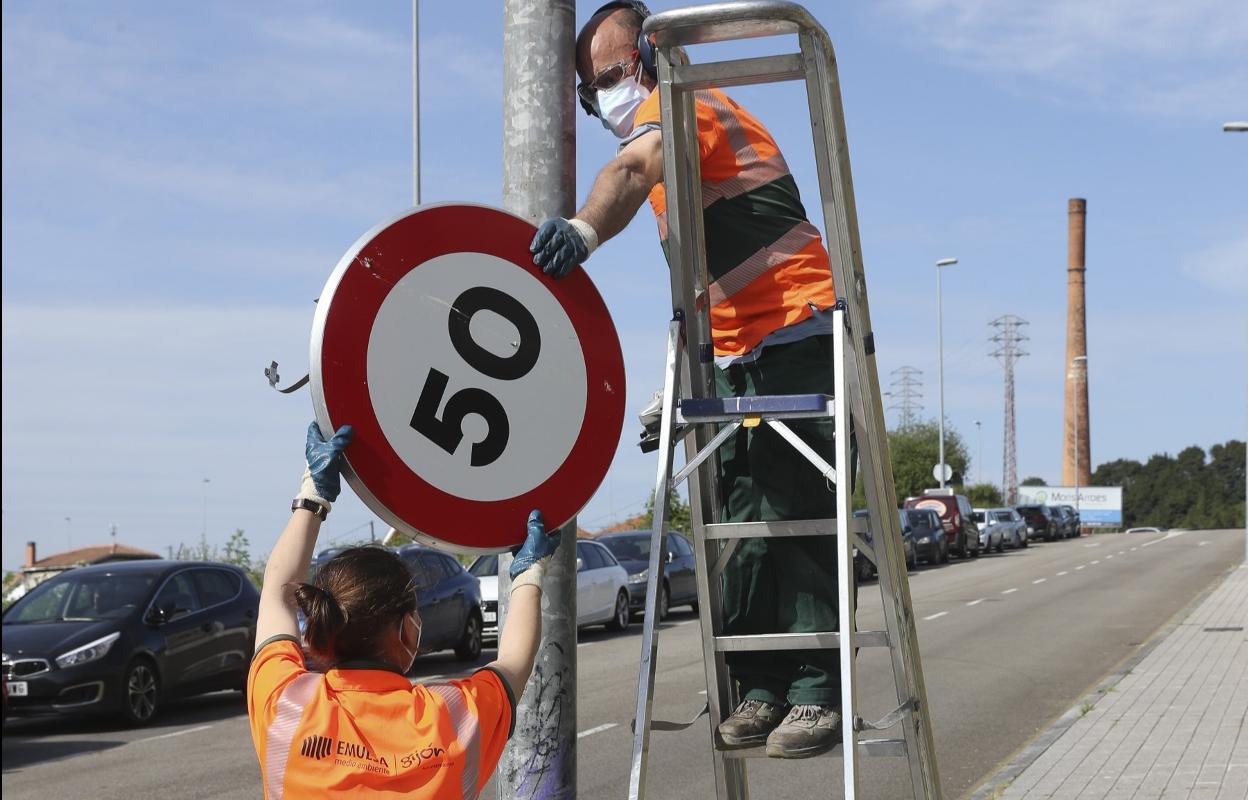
[1071,356,1087,534]
[936,257,958,488]
[975,420,982,486]
[1223,121,1247,563]
[201,478,211,540]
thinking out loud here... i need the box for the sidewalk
[983,563,1248,800]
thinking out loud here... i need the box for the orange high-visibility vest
[631,88,838,358]
[248,637,513,799]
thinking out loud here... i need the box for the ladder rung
[713,631,889,651]
[670,53,805,91]
[718,738,908,759]
[703,518,867,539]
[679,394,834,422]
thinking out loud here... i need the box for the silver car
[973,509,1005,553]
[986,507,1028,549]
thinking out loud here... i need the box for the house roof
[594,514,650,535]
[25,543,160,571]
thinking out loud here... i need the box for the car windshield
[601,535,650,561]
[468,554,498,578]
[4,570,158,624]
[972,511,986,523]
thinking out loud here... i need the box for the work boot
[765,704,842,758]
[717,699,789,748]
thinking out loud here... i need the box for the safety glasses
[576,55,638,108]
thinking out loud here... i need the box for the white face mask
[595,70,651,139]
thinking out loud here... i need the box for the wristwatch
[291,497,328,520]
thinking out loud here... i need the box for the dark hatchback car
[1015,505,1057,541]
[1048,505,1077,539]
[2,560,258,726]
[395,545,484,661]
[900,507,947,565]
[597,531,698,619]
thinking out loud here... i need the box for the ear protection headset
[578,0,656,117]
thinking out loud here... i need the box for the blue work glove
[298,421,354,507]
[530,217,595,279]
[509,510,561,586]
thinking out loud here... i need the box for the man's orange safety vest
[248,636,513,799]
[631,87,839,358]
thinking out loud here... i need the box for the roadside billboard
[1016,486,1123,527]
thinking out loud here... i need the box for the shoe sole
[765,737,840,759]
[718,732,773,749]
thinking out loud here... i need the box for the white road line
[578,723,618,739]
[1199,541,1211,547]
[1002,588,1019,595]
[1118,551,1126,555]
[1106,555,1114,560]
[1130,547,1138,552]
[1056,571,1069,576]
[1032,578,1046,584]
[1084,543,1101,548]
[1091,560,1101,565]
[699,690,707,695]
[923,612,948,621]
[674,619,698,626]
[133,724,214,744]
[966,598,985,607]
[1076,565,1086,570]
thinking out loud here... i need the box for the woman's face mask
[595,69,651,139]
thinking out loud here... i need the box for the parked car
[903,491,981,558]
[1048,505,1077,539]
[598,531,698,619]
[1015,505,1057,542]
[393,545,484,661]
[468,539,632,641]
[900,508,947,565]
[986,507,1028,549]
[972,509,1006,553]
[1060,505,1081,536]
[2,560,258,725]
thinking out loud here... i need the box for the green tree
[643,490,692,535]
[1021,476,1047,486]
[222,529,252,571]
[1089,439,1245,529]
[886,420,970,500]
[962,482,1003,507]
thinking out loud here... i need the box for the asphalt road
[3,528,1242,799]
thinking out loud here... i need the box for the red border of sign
[311,204,625,552]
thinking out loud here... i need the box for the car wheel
[606,590,631,632]
[658,583,671,621]
[454,612,483,661]
[938,539,950,564]
[121,658,160,727]
[996,540,1005,553]
[1021,535,1029,548]
[690,600,700,615]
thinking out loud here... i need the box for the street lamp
[201,478,211,539]
[1071,356,1088,534]
[1223,122,1248,132]
[974,420,982,485]
[936,257,958,488]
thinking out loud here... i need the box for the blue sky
[3,0,1245,571]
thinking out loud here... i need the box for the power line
[989,315,1029,504]
[887,366,924,428]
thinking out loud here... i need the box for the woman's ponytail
[293,582,348,654]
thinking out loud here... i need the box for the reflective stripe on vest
[699,90,791,208]
[263,672,321,800]
[428,683,481,800]
[707,221,823,306]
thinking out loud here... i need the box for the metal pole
[1072,356,1087,534]
[937,265,945,487]
[975,420,982,486]
[411,0,421,206]
[497,2,576,798]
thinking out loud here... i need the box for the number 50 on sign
[310,204,626,552]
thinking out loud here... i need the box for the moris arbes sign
[1017,485,1123,527]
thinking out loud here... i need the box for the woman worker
[247,421,558,798]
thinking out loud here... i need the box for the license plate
[6,681,28,697]
[483,612,496,623]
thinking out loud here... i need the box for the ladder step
[679,393,834,422]
[718,738,908,759]
[713,631,889,651]
[703,518,867,539]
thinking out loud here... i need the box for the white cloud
[877,0,1248,115]
[1183,232,1248,295]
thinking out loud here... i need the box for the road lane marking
[1142,530,1186,547]
[1032,578,1046,584]
[1076,565,1086,570]
[1084,543,1101,548]
[133,724,214,744]
[1200,541,1211,547]
[1091,560,1101,565]
[1057,571,1069,576]
[923,612,948,621]
[966,599,985,606]
[1106,555,1114,560]
[1002,588,1018,594]
[674,619,698,626]
[578,723,618,739]
[1130,547,1138,552]
[1118,551,1126,555]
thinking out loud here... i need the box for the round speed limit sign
[310,204,626,552]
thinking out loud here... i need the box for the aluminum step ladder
[626,3,941,799]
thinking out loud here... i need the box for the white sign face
[367,252,587,502]
[1016,485,1123,526]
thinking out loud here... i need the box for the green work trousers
[714,334,854,708]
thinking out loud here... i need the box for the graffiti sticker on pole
[311,204,625,552]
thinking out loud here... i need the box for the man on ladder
[530,0,851,759]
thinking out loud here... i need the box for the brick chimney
[1063,199,1091,487]
[25,541,37,567]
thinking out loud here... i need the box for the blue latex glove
[509,510,561,580]
[530,218,588,279]
[304,421,354,503]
